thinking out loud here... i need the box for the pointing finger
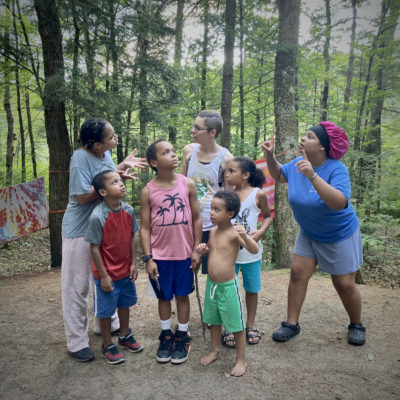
[301,148,308,161]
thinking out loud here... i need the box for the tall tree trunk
[34,0,72,268]
[81,8,96,94]
[220,0,237,150]
[12,0,26,182]
[15,71,26,183]
[71,1,80,149]
[174,0,184,67]
[168,0,184,144]
[354,1,390,204]
[239,0,245,155]
[342,0,358,127]
[3,1,14,186]
[137,0,152,156]
[200,0,209,109]
[353,4,388,160]
[320,0,331,121]
[25,89,37,179]
[273,0,300,268]
[363,0,399,216]
[108,0,123,163]
[15,0,43,97]
[126,66,138,158]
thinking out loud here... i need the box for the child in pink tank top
[140,139,202,364]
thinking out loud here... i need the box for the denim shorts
[294,227,363,275]
[93,277,138,318]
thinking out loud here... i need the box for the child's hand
[234,223,247,239]
[190,250,201,273]
[101,275,113,292]
[248,229,262,243]
[146,259,159,280]
[129,264,138,281]
[196,243,209,255]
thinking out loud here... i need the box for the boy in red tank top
[140,139,202,364]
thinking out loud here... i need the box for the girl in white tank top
[223,156,272,346]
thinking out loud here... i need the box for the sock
[178,322,188,332]
[160,318,171,331]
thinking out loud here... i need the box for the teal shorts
[203,276,245,333]
[235,259,262,293]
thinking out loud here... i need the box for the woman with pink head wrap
[261,121,365,347]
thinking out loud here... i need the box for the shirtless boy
[197,190,258,376]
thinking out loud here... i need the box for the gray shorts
[294,227,363,275]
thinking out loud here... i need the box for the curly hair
[213,190,241,219]
[233,156,266,188]
[78,118,108,149]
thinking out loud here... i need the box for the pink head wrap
[319,121,349,159]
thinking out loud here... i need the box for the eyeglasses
[192,125,212,132]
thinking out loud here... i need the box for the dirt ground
[1,267,399,400]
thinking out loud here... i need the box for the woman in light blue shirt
[61,118,146,362]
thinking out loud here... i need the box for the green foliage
[0,1,399,279]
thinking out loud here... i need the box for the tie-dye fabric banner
[0,177,49,242]
[255,158,275,219]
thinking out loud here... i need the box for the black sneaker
[101,343,125,364]
[156,329,174,363]
[68,347,95,362]
[171,329,191,364]
[118,332,144,353]
[174,323,191,337]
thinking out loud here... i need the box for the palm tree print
[156,205,170,225]
[157,192,187,226]
[177,200,188,224]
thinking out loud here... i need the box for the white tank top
[232,188,263,263]
[187,143,227,231]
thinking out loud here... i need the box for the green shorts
[203,276,245,332]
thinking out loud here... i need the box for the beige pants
[61,236,119,352]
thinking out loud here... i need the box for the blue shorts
[153,258,194,301]
[294,227,363,275]
[93,277,138,318]
[235,259,262,293]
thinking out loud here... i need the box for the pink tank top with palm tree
[147,174,194,260]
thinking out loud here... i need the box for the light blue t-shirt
[62,149,116,238]
[281,157,359,243]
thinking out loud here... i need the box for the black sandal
[221,331,236,348]
[246,327,261,345]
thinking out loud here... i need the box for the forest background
[0,0,399,287]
